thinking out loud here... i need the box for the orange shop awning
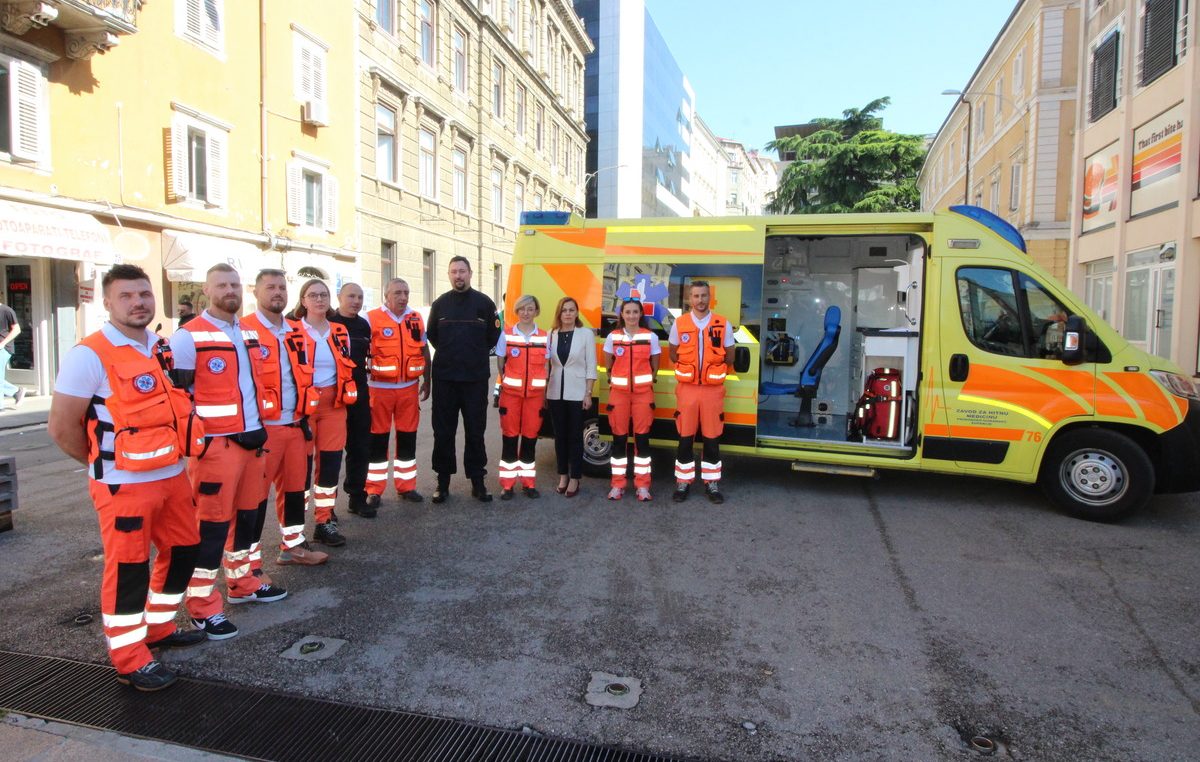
[0,200,114,264]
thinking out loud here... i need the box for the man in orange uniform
[669,280,735,504]
[241,270,326,566]
[170,263,286,642]
[49,264,205,691]
[362,278,430,515]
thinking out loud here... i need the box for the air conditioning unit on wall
[302,101,329,127]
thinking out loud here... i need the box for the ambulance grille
[0,651,689,762]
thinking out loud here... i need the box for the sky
[641,0,1021,151]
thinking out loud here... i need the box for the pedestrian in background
[495,294,548,500]
[292,279,359,547]
[0,296,25,409]
[545,296,596,498]
[603,299,659,502]
[177,298,196,327]
[48,264,205,691]
[427,256,500,503]
[362,278,430,515]
[330,282,373,515]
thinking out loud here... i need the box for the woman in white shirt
[545,297,597,497]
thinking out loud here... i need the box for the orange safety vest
[305,321,360,408]
[241,312,319,421]
[81,331,206,476]
[609,329,656,393]
[673,312,729,385]
[185,315,268,435]
[499,325,548,397]
[367,307,427,383]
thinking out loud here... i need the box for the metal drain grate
[0,651,691,761]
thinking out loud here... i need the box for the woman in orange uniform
[292,279,358,547]
[495,294,548,500]
[603,299,660,502]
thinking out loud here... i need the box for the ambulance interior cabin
[758,234,925,450]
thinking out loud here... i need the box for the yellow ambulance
[508,206,1200,521]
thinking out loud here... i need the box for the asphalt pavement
[1,402,1198,761]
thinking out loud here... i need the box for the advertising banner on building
[1130,102,1184,217]
[1081,142,1120,233]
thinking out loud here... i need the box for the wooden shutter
[1090,32,1119,121]
[1141,0,1179,85]
[286,162,304,225]
[8,59,43,163]
[323,173,339,232]
[205,130,227,208]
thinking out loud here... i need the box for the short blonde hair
[514,294,540,314]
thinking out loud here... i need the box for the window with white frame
[959,127,967,159]
[452,27,468,94]
[177,0,223,54]
[1085,258,1114,322]
[515,84,526,137]
[532,191,543,210]
[168,109,228,208]
[994,79,1004,128]
[375,0,394,34]
[286,157,338,231]
[1009,163,1022,211]
[535,103,544,151]
[1090,26,1121,120]
[419,127,437,199]
[1140,0,1182,86]
[419,0,436,68]
[527,6,538,58]
[0,56,47,166]
[989,175,1001,213]
[294,30,328,111]
[1013,49,1025,96]
[492,61,505,119]
[550,122,559,169]
[491,167,503,224]
[452,147,468,211]
[975,100,987,137]
[376,103,398,185]
[505,0,516,33]
[380,240,396,284]
[514,181,524,218]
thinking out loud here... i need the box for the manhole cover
[280,635,346,661]
[585,671,642,709]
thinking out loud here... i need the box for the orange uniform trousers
[607,387,654,490]
[674,383,726,484]
[366,385,420,495]
[310,386,347,523]
[90,472,199,673]
[497,389,545,489]
[186,436,268,619]
[264,423,310,553]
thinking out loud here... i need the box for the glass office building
[575,0,694,218]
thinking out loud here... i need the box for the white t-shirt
[367,306,424,390]
[54,323,185,484]
[255,309,299,426]
[303,319,337,388]
[667,311,735,369]
[169,310,263,433]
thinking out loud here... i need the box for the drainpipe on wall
[476,11,486,284]
[260,0,272,260]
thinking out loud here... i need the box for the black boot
[432,475,450,504]
[471,477,493,503]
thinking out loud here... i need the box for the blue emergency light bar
[520,210,572,226]
[948,205,1027,253]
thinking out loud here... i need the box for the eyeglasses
[304,292,330,301]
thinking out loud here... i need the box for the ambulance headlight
[1150,370,1200,401]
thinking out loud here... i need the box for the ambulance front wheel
[582,417,611,477]
[1039,429,1154,522]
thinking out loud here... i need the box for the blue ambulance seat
[791,306,841,426]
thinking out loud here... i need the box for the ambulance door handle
[949,353,969,382]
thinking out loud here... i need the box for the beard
[452,280,469,291]
[263,298,286,314]
[119,309,153,330]
[214,293,242,313]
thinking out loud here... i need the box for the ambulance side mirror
[732,346,751,373]
[1061,315,1087,366]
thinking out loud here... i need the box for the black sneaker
[500,488,515,501]
[347,495,366,516]
[146,628,206,650]
[672,483,690,503]
[355,494,379,518]
[192,612,238,641]
[400,490,424,503]
[523,487,540,499]
[471,479,493,503]
[705,482,725,505]
[116,660,177,692]
[313,520,346,547]
[228,583,288,604]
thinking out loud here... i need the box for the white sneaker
[607,487,624,500]
[636,487,652,502]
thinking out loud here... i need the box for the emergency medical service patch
[615,347,625,356]
[382,328,394,337]
[511,348,520,357]
[260,346,270,359]
[207,357,227,373]
[134,374,157,393]
[681,334,691,343]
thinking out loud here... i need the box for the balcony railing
[82,0,142,24]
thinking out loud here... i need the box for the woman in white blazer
[545,297,597,497]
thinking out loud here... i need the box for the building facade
[919,0,1082,281]
[575,0,695,218]
[358,0,590,306]
[0,0,357,395]
[1070,0,1198,370]
[720,139,778,216]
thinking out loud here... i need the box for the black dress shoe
[357,494,379,518]
[432,487,448,504]
[400,490,424,503]
[116,660,178,692]
[471,480,493,503]
[146,628,206,650]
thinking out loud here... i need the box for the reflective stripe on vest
[500,325,548,397]
[609,330,655,392]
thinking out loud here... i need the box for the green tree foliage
[766,98,926,214]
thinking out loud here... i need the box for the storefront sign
[0,201,114,263]
[1081,142,1119,233]
[1130,102,1184,217]
[78,283,95,304]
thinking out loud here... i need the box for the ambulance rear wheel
[582,417,610,477]
[1039,429,1153,522]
